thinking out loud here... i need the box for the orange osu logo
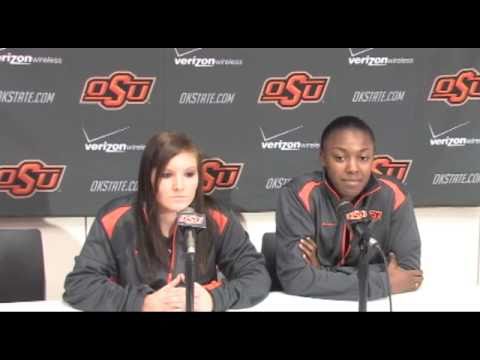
[258,71,330,109]
[346,209,383,222]
[368,210,383,221]
[345,210,368,221]
[202,158,244,195]
[80,71,155,110]
[372,155,412,183]
[0,160,66,198]
[428,68,480,106]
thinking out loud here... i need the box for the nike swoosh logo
[259,125,304,141]
[82,126,130,143]
[428,121,470,138]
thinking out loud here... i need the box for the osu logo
[202,158,244,195]
[345,210,368,221]
[428,68,480,106]
[177,214,206,228]
[258,71,330,110]
[346,209,383,222]
[0,160,66,199]
[80,71,155,110]
[372,155,412,183]
[368,210,383,221]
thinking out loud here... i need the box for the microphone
[337,201,393,312]
[176,207,207,313]
[336,200,378,247]
[177,207,207,254]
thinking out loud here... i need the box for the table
[1,286,479,311]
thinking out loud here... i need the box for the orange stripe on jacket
[298,181,323,213]
[209,209,229,235]
[378,178,406,211]
[203,280,223,292]
[101,206,132,239]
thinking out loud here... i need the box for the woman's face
[152,151,199,214]
[320,128,374,201]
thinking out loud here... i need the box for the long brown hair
[134,132,213,281]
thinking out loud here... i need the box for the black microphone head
[177,207,207,229]
[336,200,354,218]
[335,201,372,241]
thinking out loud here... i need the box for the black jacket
[276,171,421,300]
[64,194,270,311]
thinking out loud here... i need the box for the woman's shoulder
[95,193,137,219]
[204,196,244,235]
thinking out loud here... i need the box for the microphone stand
[185,229,195,312]
[351,218,372,312]
[357,228,369,312]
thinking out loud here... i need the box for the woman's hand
[299,237,321,269]
[142,274,186,311]
[193,282,214,311]
[387,253,424,294]
[143,274,214,311]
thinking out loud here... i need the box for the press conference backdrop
[1,48,479,216]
